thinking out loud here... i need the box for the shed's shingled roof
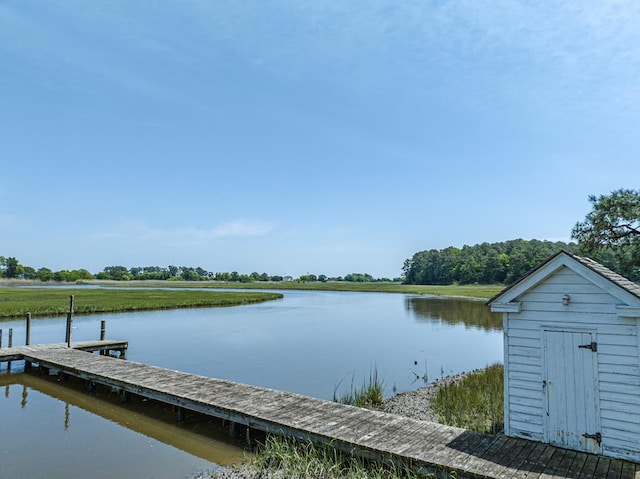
[570,252,640,299]
[488,250,640,304]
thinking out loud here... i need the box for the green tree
[195,267,209,279]
[344,273,374,282]
[5,257,22,278]
[100,265,132,280]
[22,266,38,280]
[298,274,317,282]
[572,188,640,279]
[73,269,94,280]
[180,267,201,281]
[37,267,54,281]
[214,272,231,281]
[168,265,179,278]
[129,267,143,278]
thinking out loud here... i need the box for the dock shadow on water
[405,296,503,332]
[0,372,251,479]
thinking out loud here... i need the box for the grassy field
[0,288,283,319]
[80,279,503,299]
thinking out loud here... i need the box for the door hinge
[583,432,602,446]
[578,341,597,352]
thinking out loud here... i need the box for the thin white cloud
[209,219,275,238]
[90,219,276,245]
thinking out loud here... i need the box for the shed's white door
[543,330,601,454]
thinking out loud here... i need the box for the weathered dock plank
[576,452,599,479]
[497,438,539,479]
[508,442,553,479]
[7,346,638,479]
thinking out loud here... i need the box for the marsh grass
[0,288,283,319]
[84,279,503,299]
[248,435,436,479]
[431,363,504,434]
[333,370,384,409]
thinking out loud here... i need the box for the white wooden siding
[504,266,640,461]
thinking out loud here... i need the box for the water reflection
[405,296,503,332]
[21,384,28,408]
[0,373,248,478]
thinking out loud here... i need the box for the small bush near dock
[431,363,504,434]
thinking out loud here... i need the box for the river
[0,290,502,478]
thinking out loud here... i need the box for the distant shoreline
[0,278,502,300]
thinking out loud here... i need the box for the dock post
[177,406,186,423]
[229,421,237,438]
[7,328,12,371]
[99,321,107,355]
[26,312,31,346]
[65,295,74,347]
[26,312,35,370]
[0,329,3,348]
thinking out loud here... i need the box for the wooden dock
[3,345,638,479]
[0,340,128,362]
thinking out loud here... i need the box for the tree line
[0,257,397,283]
[402,239,580,285]
[403,188,640,285]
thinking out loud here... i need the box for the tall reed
[333,369,384,409]
[249,435,435,479]
[430,363,504,434]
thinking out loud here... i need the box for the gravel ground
[200,372,473,479]
[378,370,474,421]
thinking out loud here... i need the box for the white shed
[488,251,640,461]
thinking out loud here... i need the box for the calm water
[0,290,502,478]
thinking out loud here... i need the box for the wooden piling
[0,329,3,349]
[99,321,107,355]
[65,295,74,347]
[26,312,31,346]
[7,328,12,371]
[177,406,186,423]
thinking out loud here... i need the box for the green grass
[333,370,384,409]
[238,435,438,479]
[431,363,504,434]
[0,288,283,319]
[84,279,503,299]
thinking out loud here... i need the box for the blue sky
[2,1,639,278]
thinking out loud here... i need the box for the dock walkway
[4,345,638,479]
